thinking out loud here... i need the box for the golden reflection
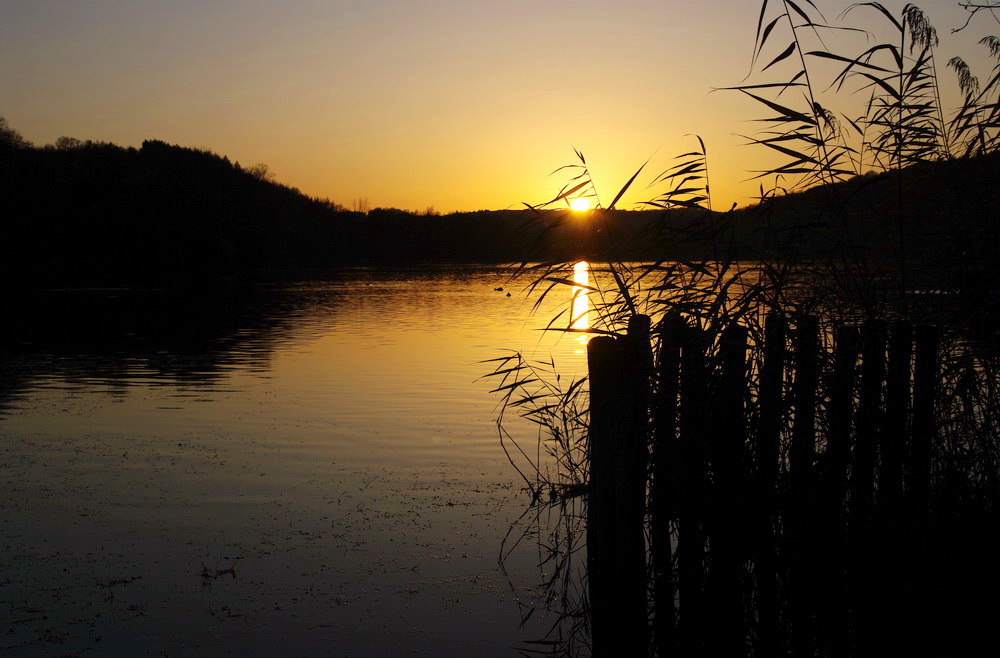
[571,261,590,334]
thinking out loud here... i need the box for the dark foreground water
[0,266,591,656]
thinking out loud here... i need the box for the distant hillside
[4,119,995,287]
[1,136,353,284]
[728,152,1000,275]
[0,123,706,285]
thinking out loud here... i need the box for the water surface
[0,266,591,656]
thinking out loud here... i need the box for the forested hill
[726,151,1000,282]
[0,127,694,286]
[7,119,995,288]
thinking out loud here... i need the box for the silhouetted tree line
[0,119,708,286]
[729,152,1000,264]
[0,126,349,284]
[7,117,993,288]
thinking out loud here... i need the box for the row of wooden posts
[586,312,940,657]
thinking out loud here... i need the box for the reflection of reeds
[488,2,1000,654]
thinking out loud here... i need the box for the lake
[0,265,593,656]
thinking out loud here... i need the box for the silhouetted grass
[489,2,1000,655]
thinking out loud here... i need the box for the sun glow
[570,197,590,212]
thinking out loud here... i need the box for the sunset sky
[3,0,996,212]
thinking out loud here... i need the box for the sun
[570,197,590,212]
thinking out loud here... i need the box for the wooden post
[716,324,749,490]
[908,325,938,514]
[850,319,886,537]
[882,321,913,511]
[849,319,887,652]
[585,315,651,657]
[617,314,651,655]
[880,321,915,658]
[587,335,620,657]
[790,316,819,488]
[652,313,683,657]
[754,313,785,656]
[827,325,859,514]
[707,323,748,654]
[903,324,939,657]
[789,315,819,657]
[757,314,785,496]
[818,324,858,657]
[677,321,707,655]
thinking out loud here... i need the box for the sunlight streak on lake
[572,260,590,330]
[572,261,590,352]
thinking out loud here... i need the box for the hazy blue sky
[3,0,996,211]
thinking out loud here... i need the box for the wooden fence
[586,313,941,657]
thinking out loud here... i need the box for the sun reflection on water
[572,261,590,352]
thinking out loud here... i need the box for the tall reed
[488,1,1000,654]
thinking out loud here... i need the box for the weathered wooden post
[819,324,858,657]
[850,319,886,537]
[716,324,749,487]
[876,322,914,647]
[849,319,887,652]
[586,314,651,657]
[677,320,707,655]
[586,334,621,657]
[617,314,651,654]
[707,322,748,654]
[754,312,785,656]
[790,316,818,489]
[903,324,940,657]
[652,313,684,657]
[827,325,859,514]
[789,315,819,657]
[882,320,913,511]
[908,325,938,514]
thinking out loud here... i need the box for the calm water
[0,266,592,656]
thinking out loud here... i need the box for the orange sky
[3,0,996,212]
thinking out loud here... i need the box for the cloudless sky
[3,0,997,212]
